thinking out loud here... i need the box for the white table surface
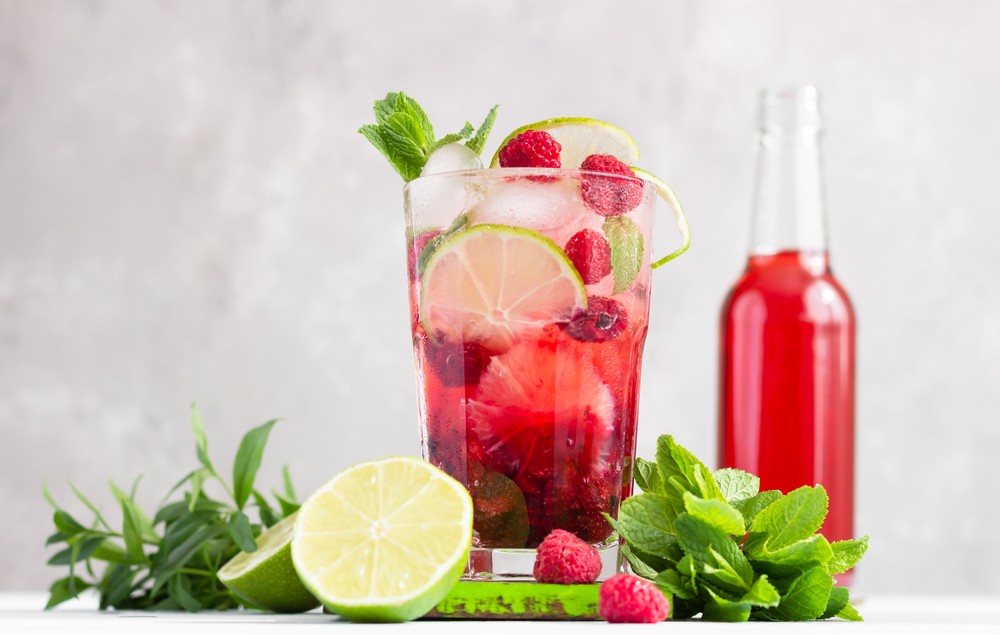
[1,592,998,633]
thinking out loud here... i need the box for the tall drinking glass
[404,168,656,580]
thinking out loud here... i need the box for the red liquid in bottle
[719,249,855,581]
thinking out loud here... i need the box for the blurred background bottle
[719,87,856,584]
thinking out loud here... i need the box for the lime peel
[631,167,691,268]
[489,117,640,169]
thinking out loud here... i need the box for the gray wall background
[1,0,998,594]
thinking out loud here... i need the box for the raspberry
[599,574,671,623]
[499,130,562,169]
[564,229,611,285]
[564,296,628,343]
[532,529,602,584]
[580,154,644,217]
[426,340,492,387]
[407,229,442,281]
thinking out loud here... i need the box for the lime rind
[291,457,473,623]
[217,511,320,613]
[631,167,691,268]
[419,224,588,352]
[489,117,640,168]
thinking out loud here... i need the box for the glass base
[463,540,622,582]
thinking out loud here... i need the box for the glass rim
[402,167,651,191]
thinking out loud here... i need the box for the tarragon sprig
[42,404,299,611]
[359,91,499,181]
[612,435,869,622]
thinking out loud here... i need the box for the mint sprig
[359,91,499,181]
[615,435,868,622]
[42,404,298,611]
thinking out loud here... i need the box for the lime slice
[420,225,588,352]
[291,457,473,623]
[218,511,319,613]
[631,167,691,267]
[489,117,640,169]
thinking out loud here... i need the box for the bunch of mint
[359,91,498,181]
[42,405,298,611]
[612,435,868,622]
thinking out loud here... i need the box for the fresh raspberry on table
[598,574,671,623]
[564,229,611,285]
[499,130,562,169]
[564,296,628,343]
[580,154,644,217]
[532,529,602,584]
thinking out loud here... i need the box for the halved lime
[420,225,588,352]
[489,117,640,169]
[631,167,690,267]
[290,457,473,623]
[217,511,319,613]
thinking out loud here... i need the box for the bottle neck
[749,89,829,256]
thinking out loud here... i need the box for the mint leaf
[818,586,849,619]
[603,216,643,294]
[827,536,869,575]
[466,104,499,155]
[713,468,759,502]
[750,485,828,551]
[733,490,782,528]
[427,122,475,154]
[633,457,664,494]
[683,492,746,536]
[741,575,780,608]
[762,567,833,621]
[362,93,500,180]
[674,513,753,592]
[747,534,833,578]
[656,435,723,501]
[654,569,697,600]
[620,543,658,579]
[618,494,680,557]
[836,601,864,622]
[702,586,751,622]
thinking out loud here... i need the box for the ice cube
[468,176,604,248]
[421,143,484,176]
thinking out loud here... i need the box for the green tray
[424,581,600,620]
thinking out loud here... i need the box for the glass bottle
[719,86,856,583]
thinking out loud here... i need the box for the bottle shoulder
[722,256,853,325]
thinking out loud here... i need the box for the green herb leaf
[188,468,211,512]
[702,585,752,622]
[427,122,475,155]
[682,491,746,536]
[47,536,105,566]
[762,567,833,621]
[634,457,665,495]
[68,481,113,532]
[90,540,132,564]
[152,524,228,595]
[227,512,258,554]
[673,513,753,593]
[118,495,148,565]
[53,510,87,535]
[818,585,849,619]
[732,490,782,528]
[656,435,723,501]
[42,480,61,510]
[603,216,644,294]
[827,536,869,575]
[252,490,281,528]
[281,465,297,502]
[618,494,681,557]
[747,533,833,578]
[190,403,214,472]
[231,419,278,510]
[620,542,658,580]
[466,105,499,155]
[110,481,159,545]
[654,569,697,600]
[273,491,301,517]
[168,574,203,612]
[836,600,864,622]
[741,575,780,608]
[713,468,759,502]
[749,485,828,552]
[44,576,91,610]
